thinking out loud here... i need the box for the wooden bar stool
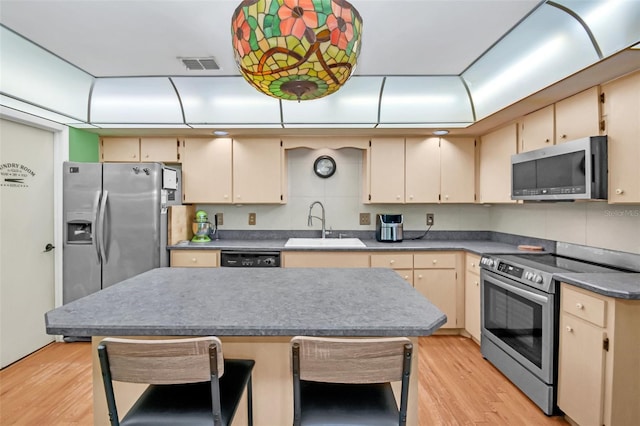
[291,336,413,426]
[98,336,254,426]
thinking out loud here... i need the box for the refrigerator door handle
[98,190,108,263]
[93,190,102,264]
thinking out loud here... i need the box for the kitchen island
[46,267,446,426]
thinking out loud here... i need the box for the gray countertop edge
[554,272,640,300]
[45,319,447,338]
[169,239,528,256]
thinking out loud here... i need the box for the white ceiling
[0,0,541,77]
[1,0,640,136]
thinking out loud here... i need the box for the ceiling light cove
[231,0,363,101]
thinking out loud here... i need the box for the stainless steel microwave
[511,136,608,201]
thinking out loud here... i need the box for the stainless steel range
[479,244,634,415]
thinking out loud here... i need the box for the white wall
[198,147,640,254]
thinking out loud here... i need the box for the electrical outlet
[426,213,435,226]
[359,213,371,225]
[248,212,256,225]
[215,213,223,226]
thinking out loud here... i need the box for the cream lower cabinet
[412,252,463,329]
[558,284,640,426]
[464,253,481,342]
[370,253,413,285]
[170,250,219,267]
[282,252,370,268]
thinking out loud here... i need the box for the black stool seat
[121,360,255,426]
[298,381,399,426]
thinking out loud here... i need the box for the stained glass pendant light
[231,0,363,101]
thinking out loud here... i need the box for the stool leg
[247,375,253,426]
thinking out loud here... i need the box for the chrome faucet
[307,201,326,238]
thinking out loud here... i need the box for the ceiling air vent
[179,57,220,71]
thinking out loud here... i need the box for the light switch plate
[248,212,256,225]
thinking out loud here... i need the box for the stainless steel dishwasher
[219,251,281,267]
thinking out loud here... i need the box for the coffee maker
[376,214,403,242]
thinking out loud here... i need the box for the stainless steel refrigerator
[62,162,181,304]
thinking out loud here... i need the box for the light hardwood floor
[0,336,568,425]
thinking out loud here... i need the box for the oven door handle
[484,272,549,305]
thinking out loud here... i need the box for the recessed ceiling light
[433,130,449,136]
[213,130,229,136]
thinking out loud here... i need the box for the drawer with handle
[561,284,607,327]
[170,250,219,267]
[414,252,457,269]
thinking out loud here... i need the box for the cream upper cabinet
[181,138,232,204]
[557,284,640,426]
[520,87,602,152]
[602,71,640,203]
[405,137,440,203]
[555,86,602,144]
[101,137,180,163]
[464,253,481,342]
[440,137,476,203]
[232,138,284,204]
[368,137,405,203]
[367,137,474,204]
[479,123,518,204]
[520,105,555,152]
[140,137,180,163]
[100,137,140,162]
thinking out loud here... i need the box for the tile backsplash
[197,147,640,254]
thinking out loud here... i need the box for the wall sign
[0,162,36,188]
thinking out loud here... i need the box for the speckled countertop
[554,273,640,300]
[169,238,640,299]
[169,238,530,256]
[45,267,447,337]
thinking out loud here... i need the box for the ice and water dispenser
[66,213,94,244]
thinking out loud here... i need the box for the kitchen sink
[284,238,366,248]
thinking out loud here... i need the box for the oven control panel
[480,255,547,287]
[497,262,523,278]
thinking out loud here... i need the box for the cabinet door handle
[417,274,423,279]
[576,303,584,310]
[566,326,573,333]
[615,188,624,195]
[475,281,479,287]
[432,259,437,264]
[191,258,197,263]
[390,259,395,265]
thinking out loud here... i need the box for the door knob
[43,243,55,252]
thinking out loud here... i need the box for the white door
[0,118,55,368]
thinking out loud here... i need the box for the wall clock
[313,155,336,178]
